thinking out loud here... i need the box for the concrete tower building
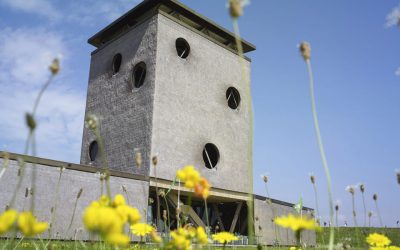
[80,0,255,235]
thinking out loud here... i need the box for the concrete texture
[150,14,252,194]
[0,158,149,240]
[80,15,158,176]
[254,197,316,246]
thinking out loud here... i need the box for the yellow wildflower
[0,210,17,235]
[366,233,391,247]
[275,214,320,232]
[17,212,48,236]
[176,165,201,189]
[99,195,110,206]
[169,228,191,250]
[105,233,130,247]
[195,177,211,199]
[196,226,208,244]
[131,223,154,237]
[112,194,126,207]
[150,230,162,243]
[116,205,141,224]
[212,231,238,244]
[83,205,123,235]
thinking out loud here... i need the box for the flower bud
[310,175,315,184]
[25,113,36,131]
[299,42,311,61]
[229,0,243,18]
[373,193,378,201]
[152,156,158,166]
[359,184,365,193]
[49,58,60,75]
[135,151,142,168]
[85,115,98,131]
[77,188,83,199]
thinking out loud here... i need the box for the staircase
[167,193,206,228]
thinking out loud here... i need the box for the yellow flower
[176,165,201,189]
[196,226,208,244]
[105,233,130,247]
[169,228,191,250]
[83,205,123,235]
[275,214,320,233]
[116,205,141,225]
[17,212,48,236]
[0,210,17,235]
[212,232,238,244]
[366,233,391,247]
[195,177,211,199]
[370,247,400,250]
[131,223,153,237]
[150,230,162,243]
[290,247,302,250]
[112,194,126,207]
[99,195,110,206]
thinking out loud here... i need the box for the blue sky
[0,0,399,228]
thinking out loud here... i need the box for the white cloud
[0,0,61,20]
[0,28,65,86]
[0,0,139,26]
[385,4,400,27]
[395,67,400,76]
[66,0,139,25]
[0,27,85,162]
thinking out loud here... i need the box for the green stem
[163,196,171,233]
[306,59,334,250]
[232,17,255,245]
[11,236,24,250]
[29,134,37,213]
[49,168,64,237]
[374,200,383,227]
[361,193,366,227]
[204,199,210,237]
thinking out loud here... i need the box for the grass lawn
[1,227,399,249]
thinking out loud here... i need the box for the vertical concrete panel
[80,16,158,176]
[254,198,316,246]
[151,14,252,193]
[0,159,149,240]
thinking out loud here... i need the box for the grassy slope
[318,227,400,248]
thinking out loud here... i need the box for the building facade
[0,0,315,245]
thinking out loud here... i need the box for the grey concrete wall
[254,197,316,246]
[80,16,158,176]
[0,159,149,240]
[150,14,252,194]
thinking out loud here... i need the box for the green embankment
[317,227,400,248]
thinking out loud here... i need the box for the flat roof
[88,0,256,54]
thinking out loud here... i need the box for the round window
[132,62,147,88]
[89,141,98,162]
[226,87,241,109]
[112,53,122,74]
[176,38,190,59]
[202,143,220,169]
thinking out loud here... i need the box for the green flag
[294,197,303,214]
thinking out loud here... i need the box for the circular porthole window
[89,141,98,162]
[112,53,122,74]
[202,143,220,169]
[176,38,190,59]
[132,62,147,89]
[226,87,241,110]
